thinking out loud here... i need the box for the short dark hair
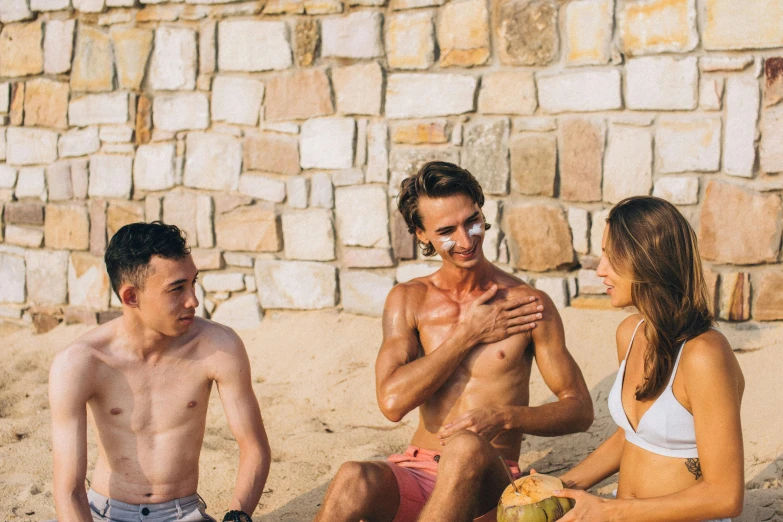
[105,221,191,298]
[397,161,489,257]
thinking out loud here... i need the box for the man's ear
[119,285,139,308]
[414,227,429,246]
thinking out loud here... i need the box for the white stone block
[6,128,58,166]
[724,75,760,178]
[239,174,286,203]
[567,206,590,255]
[224,252,254,268]
[300,118,355,169]
[286,177,309,209]
[212,76,265,126]
[537,69,622,113]
[321,11,384,59]
[700,56,753,72]
[210,294,263,330]
[603,125,652,204]
[366,121,389,183]
[340,270,394,316]
[99,125,134,143]
[282,209,335,261]
[653,176,699,205]
[386,73,477,119]
[310,172,334,208]
[89,155,133,198]
[534,277,569,310]
[699,77,724,111]
[625,56,698,110]
[149,27,197,91]
[656,117,721,173]
[6,225,44,248]
[134,143,176,191]
[15,167,46,200]
[0,83,9,113]
[0,165,16,188]
[69,93,129,126]
[153,93,209,132]
[202,272,245,292]
[44,19,75,74]
[45,161,72,201]
[395,262,438,283]
[184,132,241,191]
[761,105,783,174]
[565,0,613,65]
[31,0,70,11]
[335,185,389,248]
[578,269,605,295]
[332,62,383,116]
[0,0,33,22]
[218,20,292,72]
[59,127,100,158]
[72,0,104,12]
[199,21,216,75]
[255,260,337,309]
[332,168,364,186]
[0,254,25,303]
[25,249,68,305]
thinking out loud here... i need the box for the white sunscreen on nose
[439,236,456,251]
[468,223,484,237]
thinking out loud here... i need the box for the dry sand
[0,308,781,521]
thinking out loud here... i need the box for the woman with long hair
[553,196,745,521]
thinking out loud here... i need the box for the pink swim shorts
[385,445,522,522]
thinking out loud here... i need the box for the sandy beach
[1,308,781,521]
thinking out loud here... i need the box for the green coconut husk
[496,474,574,522]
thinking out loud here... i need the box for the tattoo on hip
[685,458,702,480]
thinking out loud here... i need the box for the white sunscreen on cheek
[439,236,456,251]
[468,223,484,238]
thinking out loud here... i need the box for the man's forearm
[229,444,271,514]
[54,487,93,522]
[504,395,593,437]
[379,326,476,421]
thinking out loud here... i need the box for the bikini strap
[624,318,645,361]
[668,341,687,387]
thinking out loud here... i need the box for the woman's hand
[554,489,613,522]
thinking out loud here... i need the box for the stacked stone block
[1,0,783,331]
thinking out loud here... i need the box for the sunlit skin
[49,254,271,522]
[553,225,745,522]
[315,193,593,522]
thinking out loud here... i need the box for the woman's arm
[558,427,625,490]
[556,332,745,522]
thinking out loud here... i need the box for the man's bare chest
[417,299,533,378]
[89,360,212,433]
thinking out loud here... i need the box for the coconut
[496,474,573,522]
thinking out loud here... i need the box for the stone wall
[1,0,783,331]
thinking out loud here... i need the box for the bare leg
[417,432,509,522]
[315,461,401,522]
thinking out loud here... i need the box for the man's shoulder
[52,322,115,375]
[190,316,245,355]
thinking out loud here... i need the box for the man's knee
[440,431,493,472]
[331,461,387,500]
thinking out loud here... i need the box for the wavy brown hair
[606,196,714,400]
[397,161,489,257]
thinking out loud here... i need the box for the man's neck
[436,258,495,298]
[118,312,179,360]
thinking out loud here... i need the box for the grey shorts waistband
[87,488,203,515]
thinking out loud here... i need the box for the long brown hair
[606,196,714,400]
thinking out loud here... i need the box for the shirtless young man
[315,161,594,522]
[49,222,271,522]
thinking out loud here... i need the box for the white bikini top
[608,319,699,458]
